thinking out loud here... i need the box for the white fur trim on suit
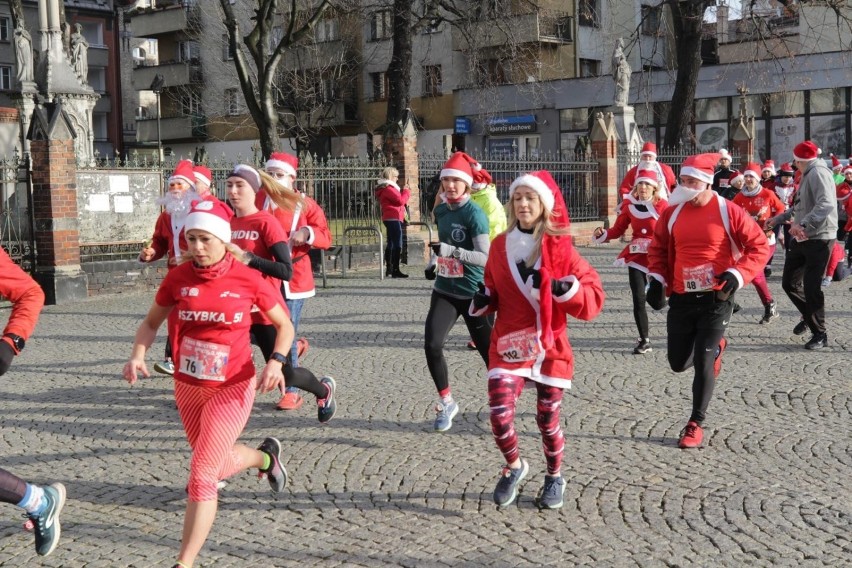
[508,174,555,210]
[726,268,744,291]
[553,275,580,302]
[592,230,608,245]
[440,168,473,186]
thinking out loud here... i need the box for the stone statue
[70,23,89,81]
[611,38,631,107]
[14,25,34,83]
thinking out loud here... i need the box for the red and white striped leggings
[488,373,565,475]
[174,378,255,502]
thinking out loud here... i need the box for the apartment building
[0,0,122,157]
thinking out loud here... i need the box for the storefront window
[559,108,588,131]
[695,123,727,151]
[769,91,804,117]
[810,115,846,155]
[769,117,804,161]
[810,88,846,114]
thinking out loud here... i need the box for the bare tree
[218,0,333,159]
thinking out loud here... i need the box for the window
[92,113,108,141]
[578,0,600,27]
[641,5,661,36]
[810,88,845,114]
[315,19,338,42]
[370,72,388,101]
[78,21,104,47]
[695,97,727,122]
[87,68,106,92]
[422,65,442,97]
[222,34,233,61]
[478,59,508,85]
[559,108,588,131]
[135,106,150,120]
[0,16,10,42]
[769,91,804,117]
[225,88,240,116]
[177,40,200,63]
[132,46,146,60]
[179,91,202,115]
[371,10,392,40]
[579,58,600,78]
[0,65,11,90]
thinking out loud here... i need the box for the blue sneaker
[493,459,529,508]
[433,400,459,432]
[536,474,565,510]
[153,359,175,375]
[317,376,337,423]
[30,483,66,556]
[257,437,287,492]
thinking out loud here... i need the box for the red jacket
[844,192,852,232]
[147,211,187,269]
[0,248,45,352]
[472,230,604,388]
[732,187,786,244]
[256,190,332,299]
[595,196,668,272]
[647,193,770,295]
[374,182,411,221]
[618,161,676,197]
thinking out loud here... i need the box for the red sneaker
[714,337,727,379]
[276,392,304,411]
[466,340,477,350]
[296,337,310,358]
[678,421,704,448]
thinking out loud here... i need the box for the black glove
[424,265,436,280]
[472,283,491,311]
[529,269,541,290]
[646,279,666,310]
[551,279,572,296]
[714,273,739,301]
[0,341,15,376]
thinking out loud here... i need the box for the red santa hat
[634,164,659,188]
[742,162,762,179]
[184,199,233,243]
[168,160,196,189]
[193,164,212,187]
[729,173,744,187]
[830,153,842,170]
[843,164,852,175]
[508,171,558,211]
[266,152,298,178]
[761,160,776,175]
[640,141,657,159]
[471,166,492,190]
[440,152,477,186]
[719,148,732,161]
[793,141,820,161]
[778,162,795,175]
[680,153,721,185]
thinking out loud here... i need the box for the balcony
[133,61,201,90]
[452,11,573,51]
[136,115,206,143]
[129,4,199,38]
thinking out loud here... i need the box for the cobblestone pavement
[0,246,849,567]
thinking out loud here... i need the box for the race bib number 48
[682,263,715,292]
[179,337,230,382]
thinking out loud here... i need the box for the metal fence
[0,153,35,272]
[418,151,601,223]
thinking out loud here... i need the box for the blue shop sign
[454,117,471,134]
[486,115,537,134]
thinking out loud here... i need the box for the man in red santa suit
[258,151,333,410]
[618,141,675,203]
[647,153,770,449]
[139,159,201,375]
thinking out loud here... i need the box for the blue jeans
[285,297,305,394]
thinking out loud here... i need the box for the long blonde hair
[630,181,661,203]
[506,195,571,267]
[258,169,303,212]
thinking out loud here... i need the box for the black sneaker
[257,437,287,492]
[793,319,808,335]
[763,266,772,277]
[30,483,66,557]
[493,459,529,508]
[804,332,828,350]
[759,300,778,324]
[633,338,651,354]
[317,376,337,423]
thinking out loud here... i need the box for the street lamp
[150,73,165,164]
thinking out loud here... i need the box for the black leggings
[250,323,326,398]
[628,267,649,339]
[0,468,26,505]
[424,291,491,393]
[666,294,733,425]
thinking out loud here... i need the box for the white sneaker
[821,276,832,288]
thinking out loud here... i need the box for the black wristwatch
[270,351,288,365]
[3,334,25,352]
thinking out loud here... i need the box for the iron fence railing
[0,153,35,272]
